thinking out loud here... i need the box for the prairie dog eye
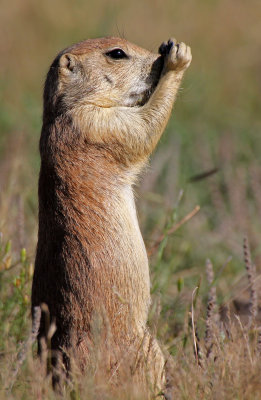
[105,48,128,59]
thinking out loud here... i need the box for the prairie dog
[32,37,191,395]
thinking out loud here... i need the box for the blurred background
[1,0,261,340]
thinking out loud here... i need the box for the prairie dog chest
[120,185,148,265]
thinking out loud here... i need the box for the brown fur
[31,36,191,395]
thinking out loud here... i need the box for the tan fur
[31,36,191,396]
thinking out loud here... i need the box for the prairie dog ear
[59,53,79,73]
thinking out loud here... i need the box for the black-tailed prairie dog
[31,36,191,397]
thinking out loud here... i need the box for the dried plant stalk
[149,205,200,256]
[235,315,253,365]
[257,328,261,356]
[32,306,41,341]
[195,325,204,368]
[191,287,199,366]
[219,303,232,340]
[8,306,41,390]
[249,164,261,221]
[243,236,257,326]
[205,259,217,358]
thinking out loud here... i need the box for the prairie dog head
[43,37,163,122]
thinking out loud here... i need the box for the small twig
[189,167,219,183]
[149,205,200,255]
[191,287,199,365]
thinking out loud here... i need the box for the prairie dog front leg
[139,39,192,153]
[145,38,192,111]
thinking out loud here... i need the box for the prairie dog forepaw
[159,38,192,72]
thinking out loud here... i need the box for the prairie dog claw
[159,38,192,72]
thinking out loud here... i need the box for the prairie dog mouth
[124,87,154,108]
[131,55,164,107]
[128,76,160,107]
[134,86,156,107]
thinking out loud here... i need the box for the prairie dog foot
[159,38,192,72]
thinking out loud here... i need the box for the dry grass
[1,237,261,399]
